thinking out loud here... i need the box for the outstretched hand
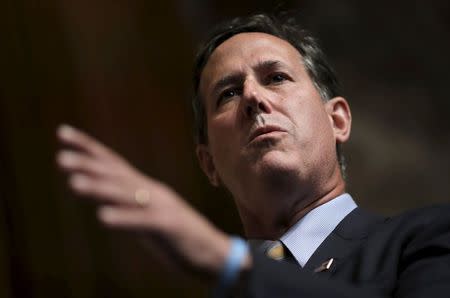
[56,124,238,282]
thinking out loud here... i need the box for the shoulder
[333,204,449,241]
[386,203,450,245]
[338,205,450,285]
[383,203,450,231]
[365,204,450,258]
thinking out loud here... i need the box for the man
[57,13,450,297]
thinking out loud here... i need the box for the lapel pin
[314,258,334,273]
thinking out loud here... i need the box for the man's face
[197,32,346,198]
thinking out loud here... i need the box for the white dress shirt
[280,193,357,266]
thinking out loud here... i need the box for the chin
[252,149,299,176]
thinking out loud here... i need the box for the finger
[69,174,135,206]
[97,206,157,230]
[57,124,118,161]
[57,150,110,177]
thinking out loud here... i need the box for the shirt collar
[280,193,357,266]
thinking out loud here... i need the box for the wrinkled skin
[196,33,351,238]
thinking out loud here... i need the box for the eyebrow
[212,73,244,96]
[254,60,286,72]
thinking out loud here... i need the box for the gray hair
[192,13,346,177]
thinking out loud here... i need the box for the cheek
[208,114,234,143]
[288,99,334,149]
[207,104,240,140]
[306,108,336,165]
[207,113,239,160]
[310,110,334,148]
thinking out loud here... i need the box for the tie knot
[264,240,286,261]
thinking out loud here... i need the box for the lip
[248,125,287,143]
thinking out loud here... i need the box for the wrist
[213,236,251,297]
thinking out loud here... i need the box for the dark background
[1,0,449,297]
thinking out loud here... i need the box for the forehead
[199,32,303,96]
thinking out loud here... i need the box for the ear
[325,97,352,144]
[196,144,221,187]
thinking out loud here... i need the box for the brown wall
[1,0,449,297]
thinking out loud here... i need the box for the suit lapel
[303,207,385,277]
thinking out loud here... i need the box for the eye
[269,73,287,84]
[217,88,241,106]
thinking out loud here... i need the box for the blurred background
[1,0,449,297]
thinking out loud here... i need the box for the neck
[234,170,346,240]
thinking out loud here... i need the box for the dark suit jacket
[238,204,450,298]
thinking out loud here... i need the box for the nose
[241,79,272,119]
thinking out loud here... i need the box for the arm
[56,125,450,298]
[56,124,251,284]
